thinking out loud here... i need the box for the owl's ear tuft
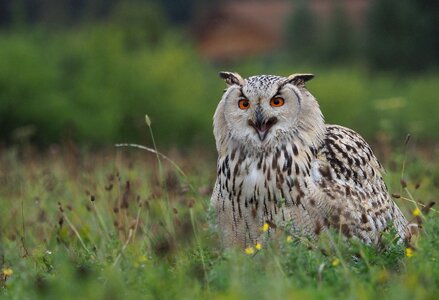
[219,71,245,86]
[285,73,314,87]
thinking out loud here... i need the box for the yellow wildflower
[2,268,13,277]
[405,247,414,258]
[412,207,421,217]
[262,223,269,232]
[332,258,340,267]
[286,236,292,243]
[138,255,148,263]
[245,247,255,255]
[255,243,262,250]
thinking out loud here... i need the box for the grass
[0,139,438,299]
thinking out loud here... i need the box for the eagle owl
[211,71,409,248]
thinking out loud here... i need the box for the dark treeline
[0,0,197,27]
[1,0,438,72]
[286,0,439,72]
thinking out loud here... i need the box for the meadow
[0,135,438,299]
[1,4,438,298]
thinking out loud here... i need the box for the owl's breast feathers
[212,124,409,247]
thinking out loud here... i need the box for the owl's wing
[309,125,409,244]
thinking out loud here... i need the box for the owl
[211,71,410,248]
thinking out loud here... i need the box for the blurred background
[0,0,438,150]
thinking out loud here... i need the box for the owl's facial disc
[248,107,278,141]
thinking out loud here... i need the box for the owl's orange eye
[238,99,250,110]
[270,97,285,107]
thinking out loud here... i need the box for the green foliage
[1,25,439,147]
[285,0,439,72]
[0,148,438,299]
[366,0,439,72]
[285,0,319,63]
[0,27,220,146]
[319,3,355,63]
[286,0,356,64]
[1,4,439,147]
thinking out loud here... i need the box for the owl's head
[213,72,325,153]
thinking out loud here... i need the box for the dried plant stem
[272,253,287,278]
[399,134,410,194]
[91,201,110,239]
[290,232,317,250]
[112,228,134,268]
[403,187,419,209]
[20,199,29,257]
[400,195,438,214]
[114,143,194,191]
[147,125,163,181]
[189,207,210,291]
[324,231,350,275]
[133,204,142,240]
[62,212,91,255]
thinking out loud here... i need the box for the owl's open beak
[248,117,278,141]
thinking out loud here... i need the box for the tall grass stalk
[189,207,210,291]
[20,199,29,257]
[112,229,134,268]
[114,143,194,192]
[60,209,91,255]
[145,115,164,183]
[91,200,110,240]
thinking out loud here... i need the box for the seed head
[145,114,152,127]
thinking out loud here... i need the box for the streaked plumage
[211,72,409,248]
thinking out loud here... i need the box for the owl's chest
[239,162,272,199]
[218,147,311,207]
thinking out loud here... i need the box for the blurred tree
[8,0,28,28]
[0,0,12,27]
[414,0,439,70]
[285,0,319,62]
[2,0,123,28]
[110,0,168,49]
[160,0,195,25]
[366,0,439,72]
[320,1,355,64]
